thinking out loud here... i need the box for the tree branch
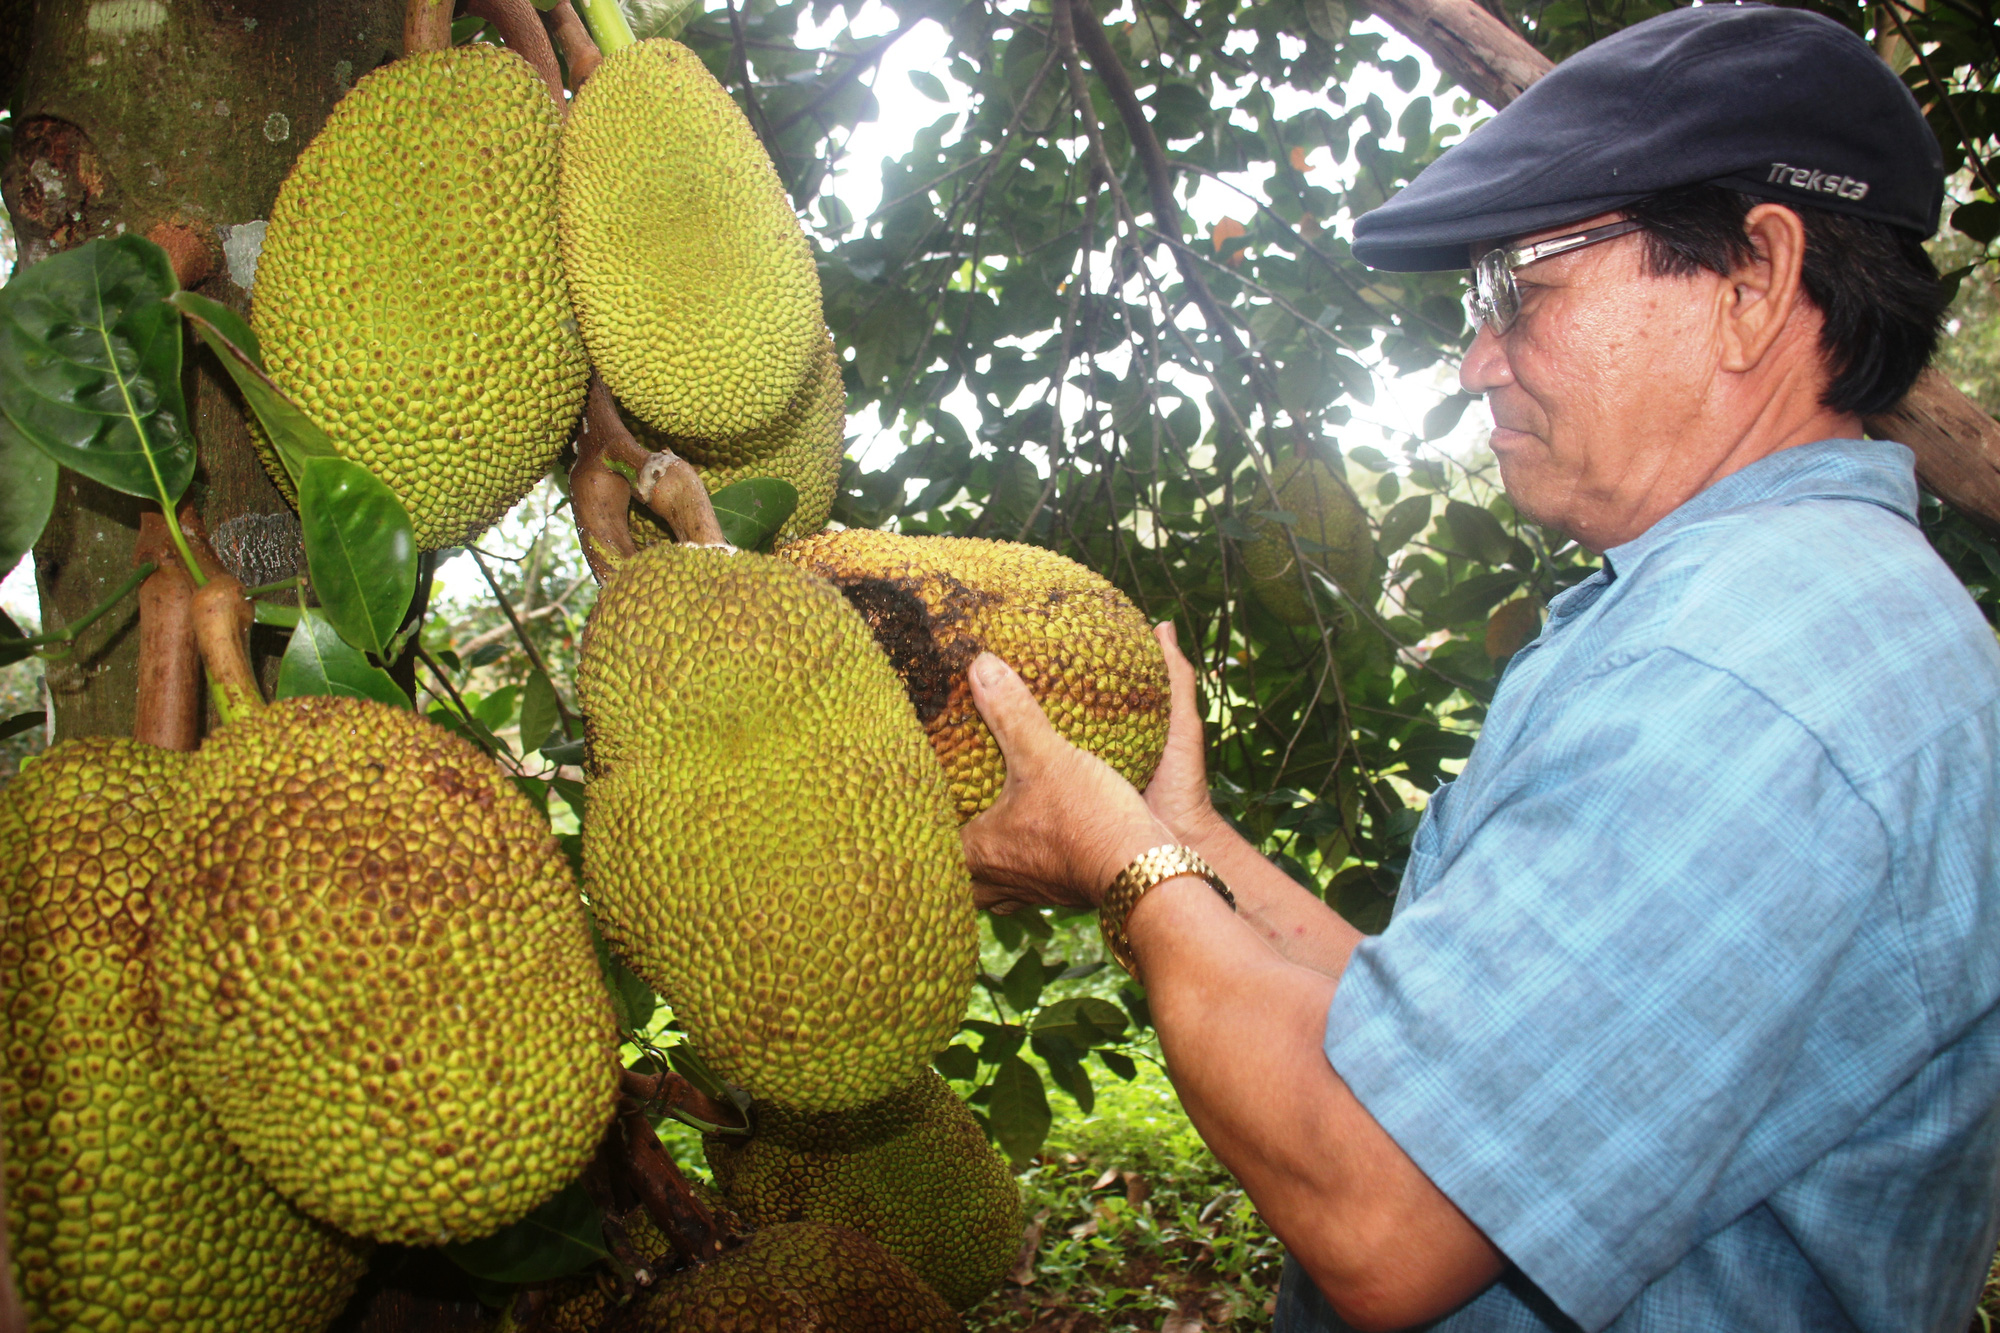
[1361,0,1549,108]
[769,18,921,136]
[404,0,455,56]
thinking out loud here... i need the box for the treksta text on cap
[1348,3,1945,273]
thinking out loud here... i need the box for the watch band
[1097,844,1234,980]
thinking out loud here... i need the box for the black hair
[1623,184,1947,416]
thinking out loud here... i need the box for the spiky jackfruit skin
[610,1223,960,1333]
[775,531,1170,821]
[252,46,588,550]
[578,544,974,1111]
[1242,454,1378,625]
[561,40,822,439]
[1,740,367,1332]
[706,1071,1018,1309]
[626,331,846,547]
[153,698,620,1246]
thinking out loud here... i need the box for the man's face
[1457,213,1725,552]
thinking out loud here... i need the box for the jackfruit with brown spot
[626,329,846,548]
[608,1222,960,1332]
[560,39,823,439]
[1,740,368,1333]
[1241,452,1378,625]
[775,530,1170,821]
[706,1071,1018,1309]
[152,697,621,1246]
[577,543,973,1111]
[252,45,589,550]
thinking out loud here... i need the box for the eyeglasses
[1462,219,1646,336]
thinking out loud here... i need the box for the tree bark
[1362,0,2000,531]
[3,0,404,743]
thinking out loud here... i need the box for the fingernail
[971,653,1003,687]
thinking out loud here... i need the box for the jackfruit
[1241,453,1377,625]
[577,543,974,1111]
[252,45,589,550]
[775,530,1170,821]
[706,1071,1018,1309]
[626,329,847,547]
[1,740,368,1332]
[609,1222,960,1332]
[561,39,822,439]
[152,697,621,1246]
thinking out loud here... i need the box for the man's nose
[1459,324,1512,396]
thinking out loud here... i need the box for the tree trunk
[2,0,404,742]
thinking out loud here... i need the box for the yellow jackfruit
[775,530,1170,821]
[152,697,621,1246]
[1,740,367,1332]
[707,1071,1018,1309]
[610,1222,960,1332]
[577,544,974,1110]
[561,40,823,439]
[1241,453,1378,625]
[252,45,589,550]
[626,329,847,547]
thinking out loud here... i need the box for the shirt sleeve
[1323,648,1899,1331]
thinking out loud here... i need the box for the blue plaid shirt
[1278,440,2000,1333]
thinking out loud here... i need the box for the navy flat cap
[1349,4,1945,272]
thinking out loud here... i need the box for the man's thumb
[966,651,1056,763]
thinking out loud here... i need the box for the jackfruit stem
[465,0,567,106]
[582,377,727,545]
[620,1067,747,1134]
[134,510,207,751]
[404,0,455,54]
[617,1095,730,1268]
[572,378,641,581]
[158,503,209,589]
[573,0,635,57]
[192,576,265,724]
[541,0,603,90]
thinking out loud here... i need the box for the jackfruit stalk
[577,543,974,1111]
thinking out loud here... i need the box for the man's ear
[1719,203,1811,374]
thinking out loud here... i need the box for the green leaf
[1421,393,1474,441]
[276,607,411,708]
[626,0,701,40]
[473,684,519,733]
[987,908,1025,952]
[1036,1041,1095,1113]
[1444,500,1516,567]
[0,236,193,505]
[1032,996,1128,1047]
[1096,1048,1138,1081]
[986,1054,1051,1166]
[933,1043,979,1081]
[520,669,562,755]
[1000,947,1046,1014]
[0,425,55,580]
[909,69,950,101]
[442,1176,606,1284]
[168,289,340,485]
[296,454,417,660]
[541,736,587,767]
[589,910,658,1032]
[0,710,45,743]
[1377,495,1431,553]
[251,600,300,629]
[709,477,799,551]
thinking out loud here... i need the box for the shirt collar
[1602,438,1918,578]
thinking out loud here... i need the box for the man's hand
[960,651,1174,914]
[1142,621,1228,846]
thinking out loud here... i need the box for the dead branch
[404,0,455,56]
[467,0,566,106]
[134,513,199,752]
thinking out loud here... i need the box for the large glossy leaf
[519,669,562,755]
[987,1054,1052,1166]
[168,289,339,486]
[442,1177,606,1284]
[276,607,410,708]
[0,235,193,504]
[295,454,416,661]
[708,477,798,551]
[1032,996,1128,1047]
[0,427,55,580]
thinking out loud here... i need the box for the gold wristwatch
[1097,844,1234,979]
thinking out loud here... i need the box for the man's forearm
[1174,812,1364,977]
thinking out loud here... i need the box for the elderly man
[959,6,2000,1331]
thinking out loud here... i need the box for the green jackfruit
[707,1071,1018,1309]
[1241,453,1377,625]
[626,329,847,547]
[253,45,589,550]
[1,740,367,1332]
[577,544,974,1111]
[153,697,620,1246]
[775,530,1170,821]
[561,40,823,439]
[609,1223,960,1332]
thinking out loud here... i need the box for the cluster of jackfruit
[1242,451,1379,625]
[252,35,839,554]
[1,704,622,1330]
[776,529,1172,819]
